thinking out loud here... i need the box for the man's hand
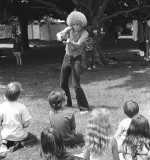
[63,39,70,45]
[56,33,62,41]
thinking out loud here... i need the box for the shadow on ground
[0,37,150,101]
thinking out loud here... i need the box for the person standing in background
[13,36,23,66]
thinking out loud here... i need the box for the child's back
[49,109,75,143]
[115,101,139,153]
[0,82,37,158]
[0,100,30,141]
[75,109,119,160]
[115,117,131,141]
[88,137,117,160]
[124,144,150,160]
[48,90,84,147]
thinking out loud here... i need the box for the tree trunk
[91,16,105,66]
[94,0,111,65]
[18,16,29,51]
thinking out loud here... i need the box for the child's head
[40,126,65,160]
[127,114,150,138]
[5,82,22,101]
[48,90,67,111]
[123,115,150,153]
[85,108,111,155]
[123,101,139,118]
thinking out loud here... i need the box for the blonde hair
[5,82,22,101]
[66,11,87,27]
[85,108,111,155]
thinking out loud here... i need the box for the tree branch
[101,5,150,21]
[32,0,65,15]
[95,0,111,20]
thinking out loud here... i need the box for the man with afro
[56,11,90,113]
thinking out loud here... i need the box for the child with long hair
[75,108,119,160]
[40,127,74,160]
[122,114,150,160]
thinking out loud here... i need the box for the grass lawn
[0,37,150,159]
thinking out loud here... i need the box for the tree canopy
[0,0,150,51]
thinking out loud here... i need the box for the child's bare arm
[114,121,123,138]
[112,137,120,160]
[56,27,72,41]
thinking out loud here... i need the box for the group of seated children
[1,82,150,160]
[41,89,150,160]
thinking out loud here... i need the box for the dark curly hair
[48,91,66,110]
[123,101,139,118]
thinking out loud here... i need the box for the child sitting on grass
[40,126,74,160]
[114,101,139,153]
[75,108,119,160]
[0,82,38,158]
[48,90,84,147]
[123,114,150,160]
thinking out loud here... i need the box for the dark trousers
[60,54,90,111]
[64,133,85,147]
[86,50,95,68]
[139,41,146,53]
[2,132,38,152]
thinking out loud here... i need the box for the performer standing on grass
[56,10,90,112]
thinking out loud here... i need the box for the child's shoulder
[0,101,7,109]
[62,109,75,118]
[0,101,26,112]
[121,118,131,124]
[119,118,131,128]
[63,108,74,115]
[10,101,26,109]
[50,108,74,117]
